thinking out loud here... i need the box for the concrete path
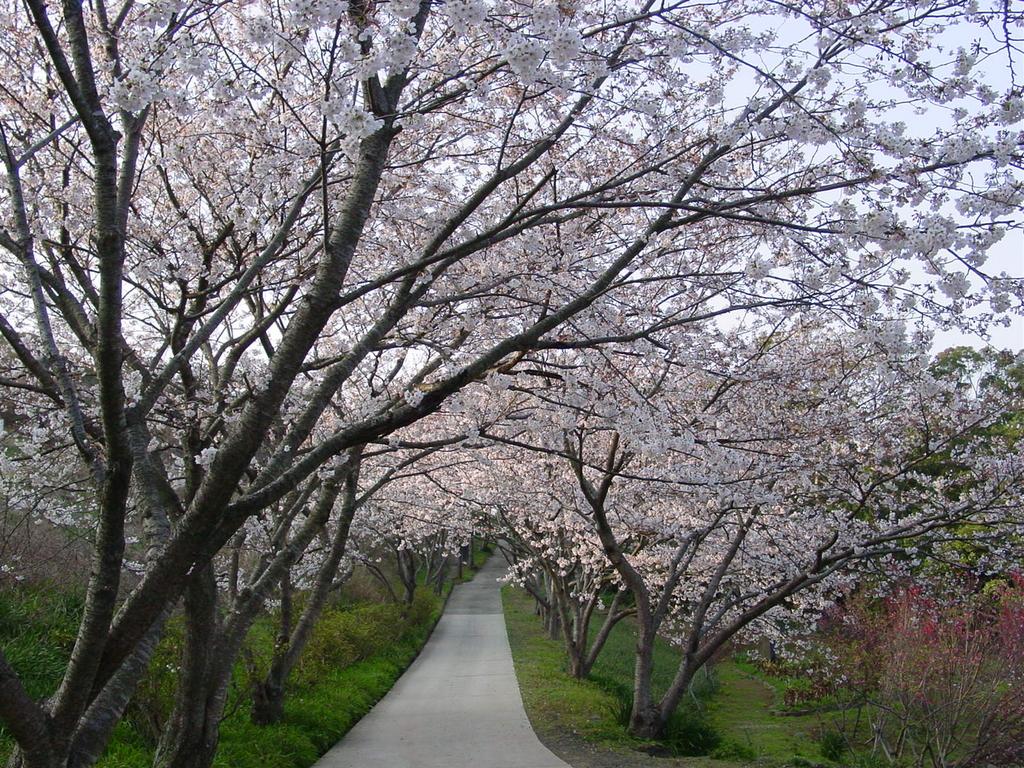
[312,555,570,768]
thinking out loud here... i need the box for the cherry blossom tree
[0,0,1021,766]
[485,456,634,677]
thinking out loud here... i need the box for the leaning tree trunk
[252,463,360,725]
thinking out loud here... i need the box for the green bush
[663,704,722,757]
[710,739,757,761]
[819,730,847,762]
[404,589,437,626]
[293,602,404,686]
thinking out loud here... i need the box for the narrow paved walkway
[312,555,570,768]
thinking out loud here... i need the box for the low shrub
[819,730,846,762]
[592,674,721,757]
[825,578,1024,768]
[663,704,721,757]
[710,739,757,761]
[292,602,402,686]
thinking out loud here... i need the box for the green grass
[0,583,85,763]
[205,590,445,768]
[502,586,839,766]
[708,662,838,763]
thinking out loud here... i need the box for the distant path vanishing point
[311,553,571,768]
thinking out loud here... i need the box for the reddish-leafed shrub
[827,576,1024,768]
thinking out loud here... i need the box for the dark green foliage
[819,730,846,762]
[710,739,757,761]
[662,704,722,757]
[292,603,404,686]
[0,583,85,762]
[0,583,82,697]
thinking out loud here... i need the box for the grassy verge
[501,585,702,750]
[501,586,838,767]
[0,567,469,768]
[707,662,841,765]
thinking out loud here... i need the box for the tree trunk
[432,554,448,595]
[252,461,360,725]
[66,608,173,768]
[657,659,698,732]
[629,705,666,740]
[568,648,587,679]
[627,613,661,738]
[397,548,417,607]
[565,589,629,680]
[250,677,286,727]
[152,565,224,768]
